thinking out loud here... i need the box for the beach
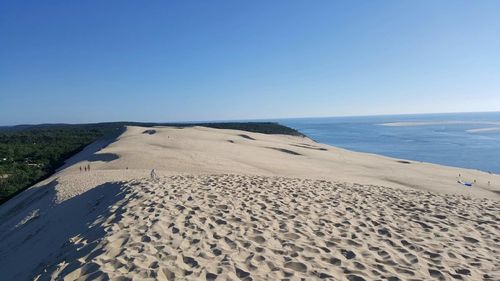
[0,126,499,280]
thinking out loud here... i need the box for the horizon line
[2,110,500,127]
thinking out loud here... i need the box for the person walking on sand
[79,166,82,172]
[150,169,157,180]
[87,164,90,171]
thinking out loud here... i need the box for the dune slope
[0,126,498,280]
[33,175,500,281]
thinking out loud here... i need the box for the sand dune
[0,126,499,280]
[59,126,500,198]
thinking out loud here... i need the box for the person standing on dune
[151,169,157,180]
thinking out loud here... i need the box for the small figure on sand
[79,166,82,172]
[84,166,87,172]
[87,164,91,171]
[150,169,157,180]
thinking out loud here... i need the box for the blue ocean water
[277,112,500,174]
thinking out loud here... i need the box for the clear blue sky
[1,1,499,125]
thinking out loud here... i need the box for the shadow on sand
[86,153,119,163]
[0,179,132,280]
[57,127,125,171]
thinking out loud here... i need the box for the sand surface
[379,121,500,127]
[467,127,500,133]
[0,126,499,280]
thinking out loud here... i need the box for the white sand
[0,126,498,280]
[467,127,500,133]
[379,121,500,127]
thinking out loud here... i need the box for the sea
[276,112,500,174]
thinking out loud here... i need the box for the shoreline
[312,143,500,177]
[281,115,500,176]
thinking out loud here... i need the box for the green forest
[0,122,302,204]
[0,125,121,203]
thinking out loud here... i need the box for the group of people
[79,164,91,172]
[79,164,159,180]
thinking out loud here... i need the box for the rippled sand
[32,175,500,280]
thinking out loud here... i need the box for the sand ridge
[67,126,500,198]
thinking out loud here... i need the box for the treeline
[0,121,303,204]
[4,121,304,136]
[186,122,304,136]
[0,126,121,203]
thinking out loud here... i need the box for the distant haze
[1,1,499,125]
